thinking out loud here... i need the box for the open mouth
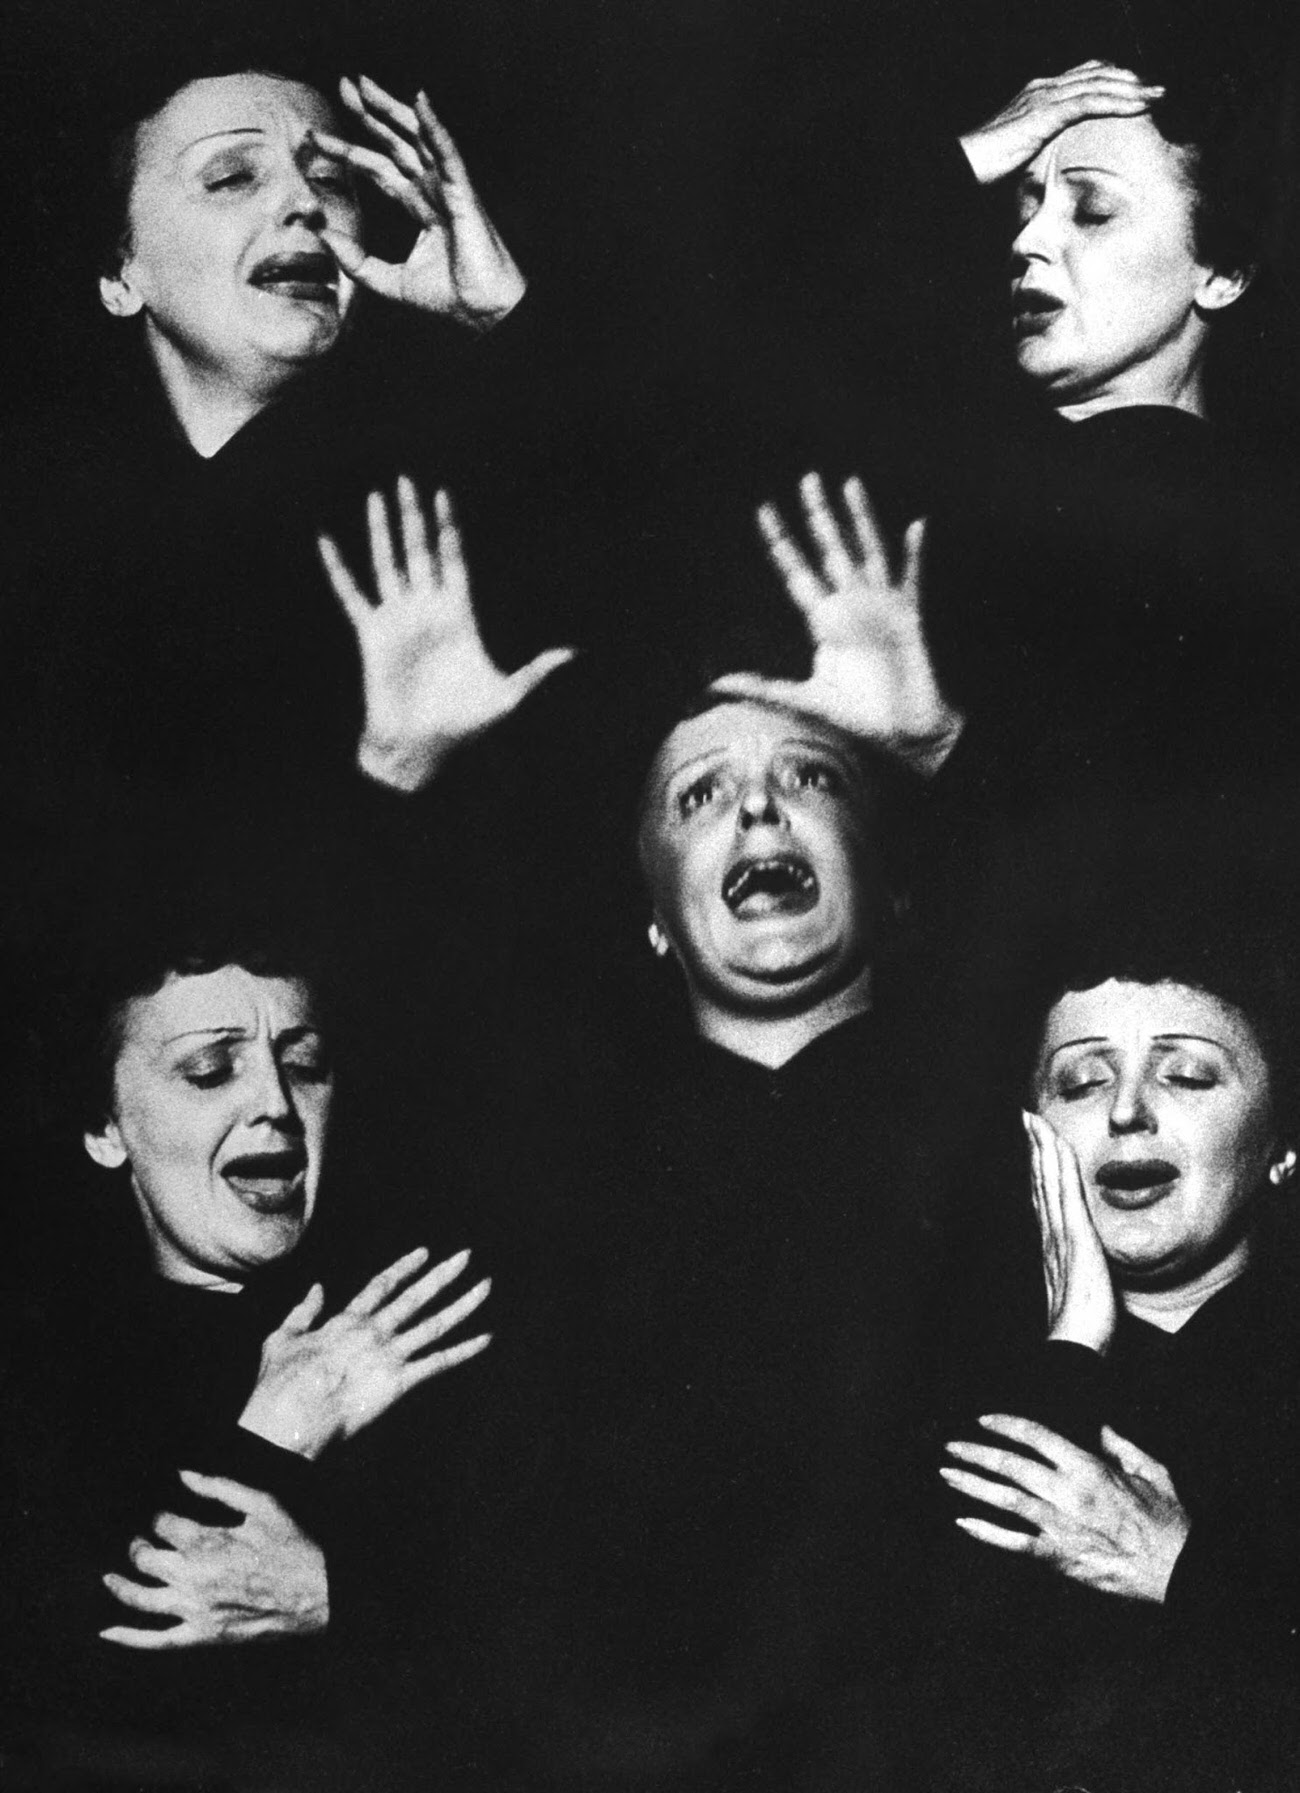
[249,251,337,303]
[223,1147,308,1213]
[722,854,819,919]
[1011,287,1064,336]
[1095,1158,1179,1208]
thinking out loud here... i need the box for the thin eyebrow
[184,128,266,153]
[1045,1036,1108,1062]
[666,738,853,786]
[162,1022,323,1048]
[1059,166,1128,184]
[1046,1032,1234,1064]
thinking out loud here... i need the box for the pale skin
[957,61,1250,419]
[100,71,524,456]
[103,1472,329,1649]
[312,76,525,327]
[943,982,1296,1603]
[641,703,880,1069]
[958,60,1165,187]
[318,476,576,789]
[102,1245,491,1647]
[941,1114,1192,1603]
[712,472,963,778]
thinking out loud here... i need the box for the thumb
[900,516,928,599]
[320,231,399,301]
[507,646,579,704]
[1101,1426,1177,1491]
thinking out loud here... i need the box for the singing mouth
[1095,1158,1179,1207]
[722,854,819,919]
[223,1147,309,1212]
[249,251,338,302]
[1011,288,1064,335]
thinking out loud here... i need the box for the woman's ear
[99,269,144,319]
[1195,263,1254,314]
[647,918,673,960]
[84,1118,128,1171]
[1268,1146,1297,1188]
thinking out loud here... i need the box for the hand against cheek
[238,1246,492,1460]
[101,1474,328,1649]
[711,473,963,777]
[942,1414,1191,1603]
[1024,1110,1117,1354]
[311,76,525,328]
[319,478,576,792]
[959,60,1166,185]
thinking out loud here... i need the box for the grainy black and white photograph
[3,0,1299,1787]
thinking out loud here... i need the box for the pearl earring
[648,922,670,958]
[1270,1150,1297,1186]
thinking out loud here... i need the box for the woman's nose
[1011,205,1055,267]
[278,167,327,230]
[737,781,786,830]
[1108,1073,1157,1135]
[249,1051,298,1126]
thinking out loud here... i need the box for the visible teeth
[723,858,816,908]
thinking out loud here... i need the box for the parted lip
[223,1145,307,1181]
[1011,284,1063,314]
[1011,285,1064,333]
[1096,1157,1179,1194]
[722,853,818,917]
[249,250,337,292]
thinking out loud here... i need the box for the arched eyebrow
[161,1021,324,1048]
[180,127,266,158]
[1044,1035,1108,1063]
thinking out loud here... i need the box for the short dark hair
[46,870,331,1134]
[1020,864,1300,1142]
[1150,66,1284,283]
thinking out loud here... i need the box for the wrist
[1046,1313,1114,1355]
[893,709,966,779]
[357,730,455,792]
[238,1402,331,1463]
[957,131,999,185]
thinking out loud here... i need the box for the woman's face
[1009,114,1241,408]
[101,73,360,391]
[1035,979,1279,1286]
[84,965,333,1287]
[639,702,881,1015]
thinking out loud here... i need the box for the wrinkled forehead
[135,72,338,177]
[1038,978,1263,1064]
[646,701,867,800]
[118,966,319,1058]
[1024,111,1188,192]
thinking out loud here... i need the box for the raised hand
[310,75,525,328]
[102,1474,328,1648]
[942,1414,1190,1603]
[711,472,963,777]
[238,1246,492,1460]
[1024,1110,1117,1354]
[319,477,576,791]
[959,60,1165,186]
